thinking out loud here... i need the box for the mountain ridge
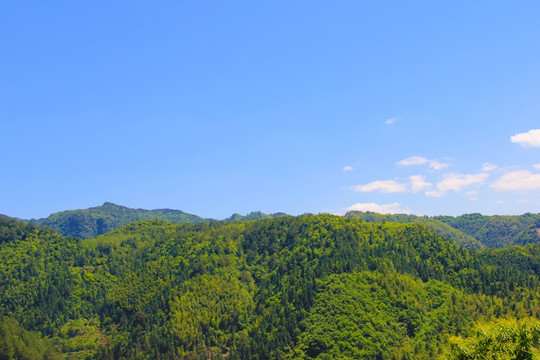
[1,213,539,358]
[27,202,289,239]
[345,210,540,249]
[16,203,540,247]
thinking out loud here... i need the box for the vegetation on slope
[0,214,539,359]
[446,317,540,360]
[435,213,540,248]
[30,202,208,239]
[29,203,289,239]
[226,211,288,222]
[345,211,483,249]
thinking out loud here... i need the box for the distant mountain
[29,203,291,239]
[27,203,540,248]
[345,211,483,249]
[434,213,540,248]
[226,211,289,222]
[30,202,209,239]
[345,211,540,249]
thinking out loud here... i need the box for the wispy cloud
[385,118,396,125]
[429,161,449,171]
[344,202,411,214]
[533,164,540,170]
[482,162,498,172]
[396,156,448,171]
[343,165,354,172]
[490,170,540,191]
[510,129,540,147]
[396,156,428,166]
[409,175,432,193]
[352,179,407,193]
[426,172,490,197]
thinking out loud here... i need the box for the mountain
[24,204,540,249]
[30,202,209,238]
[28,203,292,239]
[345,211,484,249]
[1,214,539,359]
[226,211,289,221]
[345,211,540,249]
[435,213,540,248]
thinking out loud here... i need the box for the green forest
[26,203,287,239]
[1,212,540,359]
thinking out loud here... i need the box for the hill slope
[29,203,290,239]
[1,214,539,359]
[435,213,540,248]
[345,211,483,249]
[30,202,209,238]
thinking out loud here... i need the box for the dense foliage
[446,318,540,359]
[29,202,208,239]
[345,211,540,249]
[226,211,288,222]
[1,214,539,359]
[345,211,483,249]
[28,202,287,239]
[435,213,540,248]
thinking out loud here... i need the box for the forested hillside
[435,213,540,248]
[27,203,540,250]
[345,211,483,249]
[30,202,208,239]
[1,214,539,359]
[345,211,540,249]
[28,203,287,239]
[226,211,288,222]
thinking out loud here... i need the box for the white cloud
[482,162,498,172]
[345,202,411,214]
[534,164,540,170]
[396,156,428,166]
[510,129,540,147]
[426,172,490,197]
[352,180,407,193]
[490,170,540,191]
[396,156,448,171]
[496,200,505,204]
[429,161,449,171]
[409,175,432,193]
[343,166,354,172]
[385,118,396,125]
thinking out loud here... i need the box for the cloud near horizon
[510,129,540,147]
[426,172,490,197]
[490,170,540,191]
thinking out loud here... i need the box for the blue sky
[1,1,539,219]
